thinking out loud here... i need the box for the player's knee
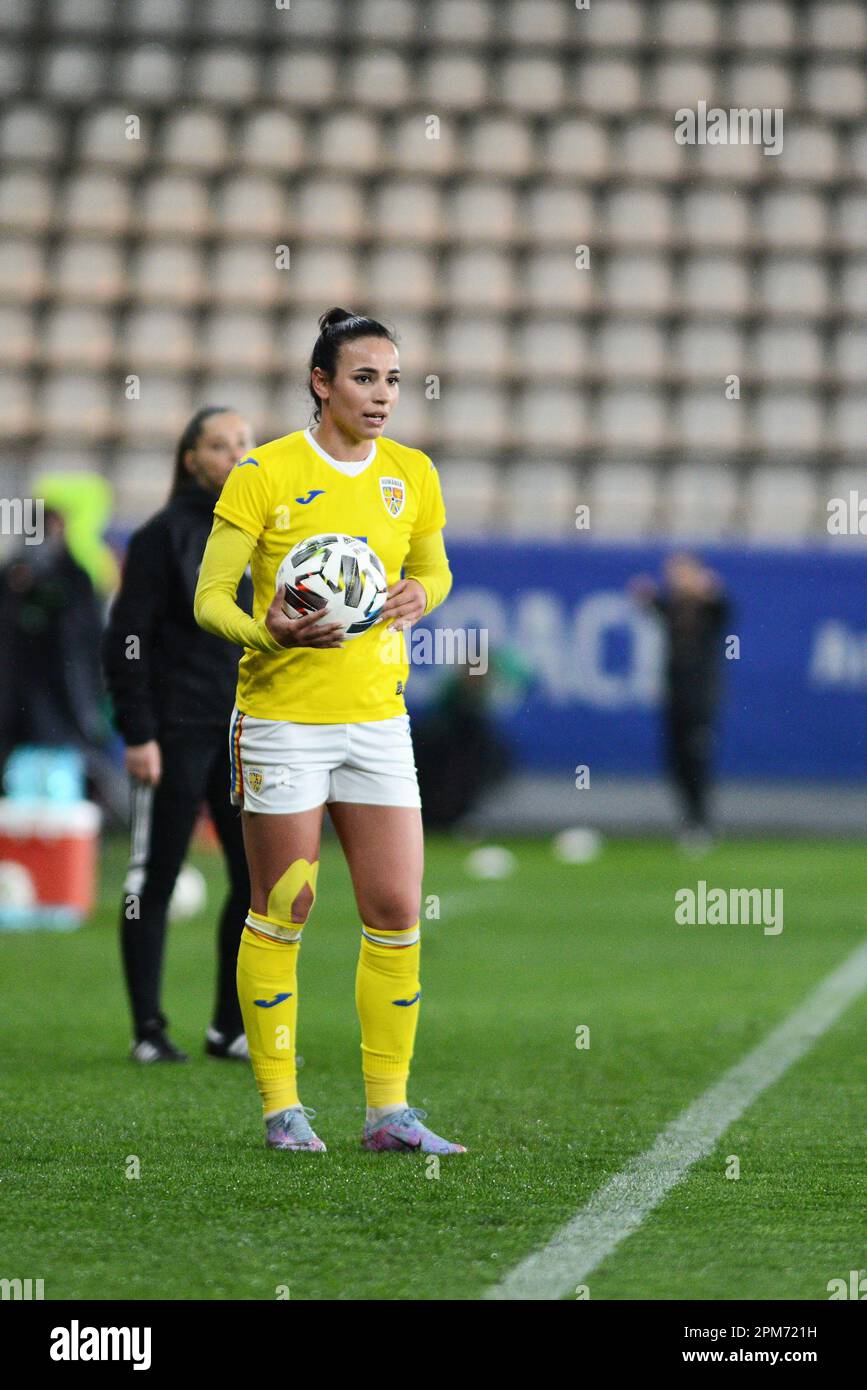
[361,890,420,937]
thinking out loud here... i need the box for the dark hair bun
[318,306,356,332]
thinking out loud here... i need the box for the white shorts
[228,708,422,814]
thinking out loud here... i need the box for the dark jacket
[102,484,253,744]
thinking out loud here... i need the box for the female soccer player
[104,407,256,1063]
[194,309,465,1155]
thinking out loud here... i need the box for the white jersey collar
[303,427,377,477]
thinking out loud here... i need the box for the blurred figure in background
[630,554,730,851]
[413,660,514,830]
[103,407,255,1064]
[0,507,107,771]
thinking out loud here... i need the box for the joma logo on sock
[0,1277,44,1299]
[675,881,784,935]
[50,1321,152,1370]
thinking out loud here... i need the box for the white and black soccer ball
[275,533,388,639]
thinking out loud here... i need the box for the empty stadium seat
[111,451,175,528]
[840,259,867,315]
[367,248,438,310]
[54,239,124,303]
[760,259,830,318]
[743,467,819,541]
[131,242,204,306]
[436,459,499,535]
[664,464,739,539]
[392,114,460,175]
[513,389,588,451]
[210,245,285,307]
[39,372,113,439]
[658,1,719,49]
[293,178,365,240]
[287,247,360,307]
[439,318,511,378]
[545,118,609,179]
[513,318,588,378]
[215,175,288,238]
[673,323,745,380]
[682,257,751,316]
[117,375,193,440]
[524,186,594,246]
[525,251,593,312]
[579,59,642,114]
[806,63,866,118]
[586,462,658,538]
[758,190,827,249]
[0,171,53,231]
[498,57,565,113]
[619,121,685,180]
[237,110,305,172]
[829,396,867,452]
[501,461,579,537]
[417,56,487,115]
[807,3,867,51]
[123,307,197,371]
[42,45,104,103]
[465,117,534,176]
[583,0,644,46]
[43,306,115,368]
[833,326,867,380]
[0,373,36,435]
[681,189,750,247]
[677,391,745,450]
[605,254,672,314]
[128,0,188,35]
[316,112,381,173]
[449,184,518,244]
[190,48,260,106]
[270,51,338,108]
[79,106,150,167]
[597,321,667,377]
[61,171,131,235]
[605,188,672,246]
[0,240,45,301]
[598,389,667,450]
[753,326,823,381]
[0,306,36,367]
[778,122,840,183]
[755,391,824,451]
[728,62,792,109]
[354,0,418,42]
[448,251,515,311]
[371,180,444,243]
[436,385,508,450]
[161,110,228,170]
[837,193,867,250]
[1,105,64,164]
[505,0,571,47]
[201,311,275,373]
[116,43,182,102]
[351,52,412,109]
[140,173,210,236]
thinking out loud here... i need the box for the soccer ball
[276,533,388,639]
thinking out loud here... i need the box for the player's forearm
[194,517,282,653]
[404,529,453,615]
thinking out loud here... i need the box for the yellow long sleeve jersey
[194,428,452,723]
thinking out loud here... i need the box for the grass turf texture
[0,833,864,1301]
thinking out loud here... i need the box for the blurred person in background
[0,507,107,771]
[103,407,255,1063]
[630,553,731,852]
[413,661,513,830]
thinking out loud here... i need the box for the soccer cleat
[205,1026,250,1060]
[265,1105,326,1153]
[130,1030,189,1063]
[362,1107,467,1155]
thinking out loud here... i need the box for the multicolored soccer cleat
[362,1107,467,1155]
[265,1105,326,1153]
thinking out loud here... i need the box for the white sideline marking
[486,937,867,1301]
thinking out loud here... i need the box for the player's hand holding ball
[265,590,346,649]
[381,578,426,632]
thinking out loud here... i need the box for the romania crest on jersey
[379,476,405,518]
[244,766,264,794]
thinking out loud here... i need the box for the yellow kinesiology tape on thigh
[246,858,319,943]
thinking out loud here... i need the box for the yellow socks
[236,925,300,1116]
[355,923,421,1108]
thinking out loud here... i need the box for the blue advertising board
[404,542,867,782]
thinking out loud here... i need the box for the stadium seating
[0,0,864,539]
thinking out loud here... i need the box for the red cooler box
[0,799,101,924]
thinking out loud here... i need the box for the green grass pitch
[1,832,864,1301]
